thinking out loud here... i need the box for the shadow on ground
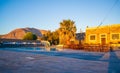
[108,51,120,73]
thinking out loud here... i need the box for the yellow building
[85,24,120,47]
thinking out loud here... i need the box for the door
[101,38,106,45]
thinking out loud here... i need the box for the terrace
[0,48,120,73]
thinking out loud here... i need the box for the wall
[85,24,120,47]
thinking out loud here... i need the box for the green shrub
[23,32,37,40]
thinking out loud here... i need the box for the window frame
[111,33,119,40]
[89,34,96,41]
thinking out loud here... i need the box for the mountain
[1,28,48,39]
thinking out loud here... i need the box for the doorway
[101,38,106,45]
[101,34,106,45]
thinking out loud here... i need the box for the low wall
[0,44,44,48]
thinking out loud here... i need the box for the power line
[95,0,119,31]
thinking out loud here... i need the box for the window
[90,35,95,40]
[101,35,105,38]
[112,34,119,40]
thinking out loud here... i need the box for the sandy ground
[0,49,120,73]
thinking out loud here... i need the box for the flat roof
[86,24,120,30]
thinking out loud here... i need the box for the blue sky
[0,0,120,34]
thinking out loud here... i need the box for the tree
[23,32,37,40]
[52,31,59,45]
[58,19,77,45]
[33,34,37,40]
[41,30,59,45]
[41,19,77,45]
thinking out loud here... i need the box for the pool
[0,47,59,52]
[0,47,105,61]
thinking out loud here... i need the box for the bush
[23,32,37,40]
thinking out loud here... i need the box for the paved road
[0,50,120,73]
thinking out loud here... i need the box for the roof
[86,24,120,30]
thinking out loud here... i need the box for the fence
[83,44,110,52]
[65,44,110,52]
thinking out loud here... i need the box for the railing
[83,44,110,52]
[65,44,110,52]
[63,44,84,50]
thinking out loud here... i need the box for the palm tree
[58,19,77,45]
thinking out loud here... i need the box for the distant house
[76,32,85,44]
[85,24,120,48]
[76,33,85,40]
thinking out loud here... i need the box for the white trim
[89,34,97,42]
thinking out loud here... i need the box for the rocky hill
[1,28,48,39]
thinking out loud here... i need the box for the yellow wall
[85,24,120,46]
